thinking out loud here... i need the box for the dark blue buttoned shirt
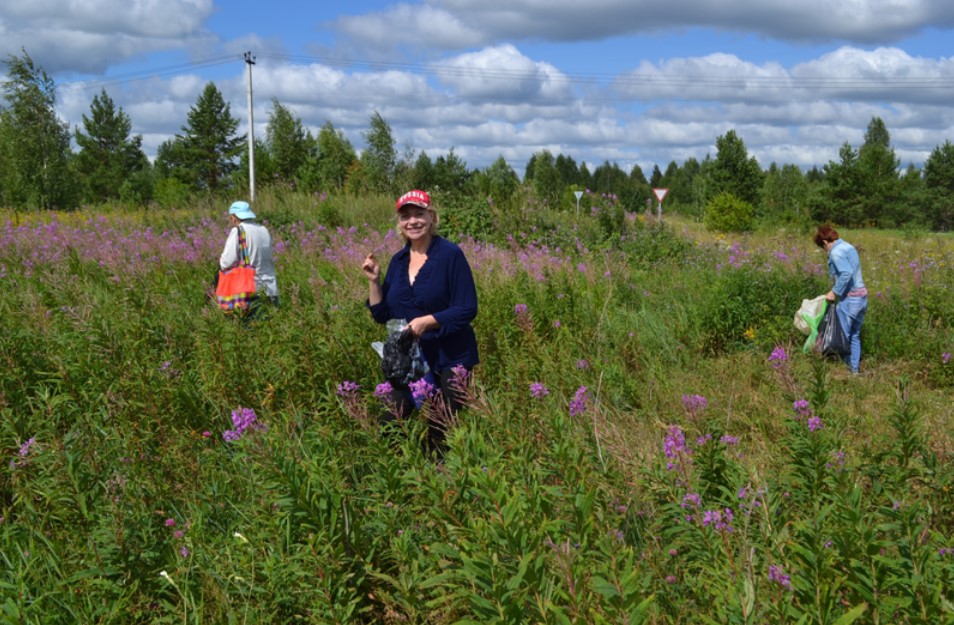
[368,236,479,372]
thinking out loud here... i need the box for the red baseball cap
[395,189,431,212]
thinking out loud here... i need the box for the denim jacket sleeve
[828,241,861,298]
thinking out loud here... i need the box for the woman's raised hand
[362,253,380,282]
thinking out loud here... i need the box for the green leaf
[628,594,655,624]
[832,603,868,625]
[590,575,619,599]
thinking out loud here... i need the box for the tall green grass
[2,198,954,623]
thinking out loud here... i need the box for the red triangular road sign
[653,188,669,202]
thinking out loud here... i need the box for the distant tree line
[2,50,954,230]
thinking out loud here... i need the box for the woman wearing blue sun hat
[219,200,279,308]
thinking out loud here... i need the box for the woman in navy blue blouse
[361,189,479,453]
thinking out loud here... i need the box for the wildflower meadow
[2,193,954,624]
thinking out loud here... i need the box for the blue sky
[3,0,954,178]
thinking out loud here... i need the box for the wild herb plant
[1,206,953,623]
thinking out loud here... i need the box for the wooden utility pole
[244,51,256,203]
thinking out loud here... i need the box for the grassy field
[2,194,954,624]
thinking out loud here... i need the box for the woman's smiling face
[398,205,434,241]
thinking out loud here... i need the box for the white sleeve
[219,227,240,270]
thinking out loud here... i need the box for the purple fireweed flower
[514,303,528,316]
[552,320,561,328]
[943,352,952,364]
[702,508,734,532]
[450,364,470,386]
[569,386,588,416]
[720,434,739,446]
[336,380,360,396]
[530,382,550,398]
[576,358,589,370]
[768,345,788,368]
[792,399,811,418]
[664,425,690,470]
[682,394,707,416]
[18,438,35,458]
[223,407,264,442]
[807,416,824,432]
[374,381,393,399]
[769,564,792,589]
[827,450,845,470]
[409,378,436,403]
[681,493,701,509]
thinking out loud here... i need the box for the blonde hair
[396,205,439,242]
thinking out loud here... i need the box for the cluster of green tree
[3,50,954,230]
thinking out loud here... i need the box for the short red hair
[814,224,839,248]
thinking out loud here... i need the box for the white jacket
[219,222,279,297]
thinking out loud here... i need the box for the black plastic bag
[381,327,428,386]
[814,301,850,357]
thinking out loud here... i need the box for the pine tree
[74,88,148,204]
[156,82,244,193]
[820,142,864,226]
[555,153,580,187]
[530,150,562,208]
[309,121,357,191]
[856,116,900,225]
[433,148,470,192]
[0,49,75,209]
[923,140,954,192]
[710,129,763,206]
[922,140,954,229]
[649,164,663,188]
[411,151,435,190]
[265,99,311,186]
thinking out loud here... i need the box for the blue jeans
[836,296,867,372]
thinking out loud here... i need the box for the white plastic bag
[794,295,827,335]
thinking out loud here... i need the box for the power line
[49,50,954,102]
[55,55,241,94]
[259,52,954,91]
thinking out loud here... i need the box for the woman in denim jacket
[814,225,867,374]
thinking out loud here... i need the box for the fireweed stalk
[407,378,456,440]
[664,425,694,487]
[569,386,589,417]
[769,344,800,399]
[337,380,371,429]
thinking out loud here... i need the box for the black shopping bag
[814,301,850,357]
[381,327,428,386]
